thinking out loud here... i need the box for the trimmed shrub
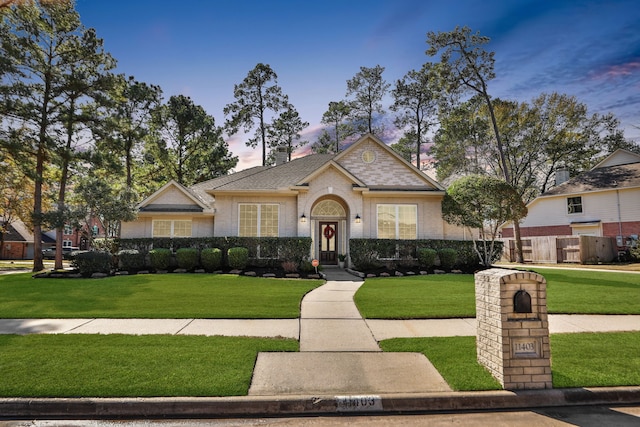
[72,251,113,276]
[149,248,172,271]
[117,249,146,272]
[438,248,458,270]
[201,248,222,272]
[417,248,438,270]
[176,247,199,271]
[228,247,249,270]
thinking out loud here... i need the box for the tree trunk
[513,221,524,263]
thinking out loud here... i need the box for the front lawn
[0,273,322,318]
[0,334,296,397]
[381,332,640,391]
[355,269,640,318]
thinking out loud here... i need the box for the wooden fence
[502,235,617,264]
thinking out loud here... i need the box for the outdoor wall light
[355,214,361,223]
[300,213,307,223]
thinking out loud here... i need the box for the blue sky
[75,0,640,170]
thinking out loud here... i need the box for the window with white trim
[152,220,192,237]
[63,225,73,235]
[567,197,583,214]
[239,204,279,237]
[377,204,417,239]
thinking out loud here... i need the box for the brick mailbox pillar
[475,268,552,390]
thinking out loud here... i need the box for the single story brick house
[121,134,467,264]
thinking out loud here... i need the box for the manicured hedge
[201,248,222,272]
[228,247,248,269]
[176,248,199,271]
[116,237,312,268]
[72,251,113,276]
[349,238,503,271]
[149,248,172,271]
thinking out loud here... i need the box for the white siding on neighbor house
[213,194,298,237]
[596,151,640,168]
[338,140,430,187]
[521,188,640,228]
[120,216,213,238]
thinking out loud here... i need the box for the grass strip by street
[0,334,297,397]
[355,269,640,319]
[0,273,322,319]
[380,332,640,391]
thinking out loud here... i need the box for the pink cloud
[592,61,640,80]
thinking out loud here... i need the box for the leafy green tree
[345,65,390,135]
[432,95,492,180]
[313,100,354,153]
[266,103,308,163]
[0,0,110,271]
[73,176,137,251]
[224,63,288,166]
[310,130,334,154]
[150,94,237,185]
[390,131,417,163]
[391,63,440,168]
[442,175,527,266]
[427,27,510,182]
[50,27,115,268]
[95,75,162,190]
[0,156,33,254]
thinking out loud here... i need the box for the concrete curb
[2,387,639,419]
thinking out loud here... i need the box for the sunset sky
[75,0,640,170]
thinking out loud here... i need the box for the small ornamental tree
[442,175,527,267]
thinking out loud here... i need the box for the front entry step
[248,352,451,395]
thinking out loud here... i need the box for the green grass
[380,336,502,391]
[550,332,640,388]
[523,267,640,314]
[354,275,476,318]
[0,334,297,397]
[355,269,640,318]
[0,273,322,318]
[381,332,640,390]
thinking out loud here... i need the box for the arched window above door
[312,199,346,218]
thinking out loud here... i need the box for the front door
[319,221,338,265]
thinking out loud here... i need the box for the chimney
[555,167,570,186]
[275,146,288,166]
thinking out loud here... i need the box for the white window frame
[152,220,192,238]
[567,196,583,215]
[376,204,418,240]
[63,225,73,235]
[238,204,280,237]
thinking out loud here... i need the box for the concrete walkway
[248,268,451,395]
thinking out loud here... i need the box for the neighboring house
[42,216,107,251]
[121,134,467,264]
[1,219,55,260]
[501,149,640,249]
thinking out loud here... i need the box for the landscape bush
[72,251,113,276]
[227,247,249,270]
[176,248,199,271]
[417,248,438,270]
[200,248,222,272]
[438,248,458,270]
[149,248,172,271]
[117,249,146,272]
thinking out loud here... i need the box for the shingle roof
[195,154,335,192]
[3,223,27,242]
[542,161,640,196]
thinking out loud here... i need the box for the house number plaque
[512,338,541,358]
